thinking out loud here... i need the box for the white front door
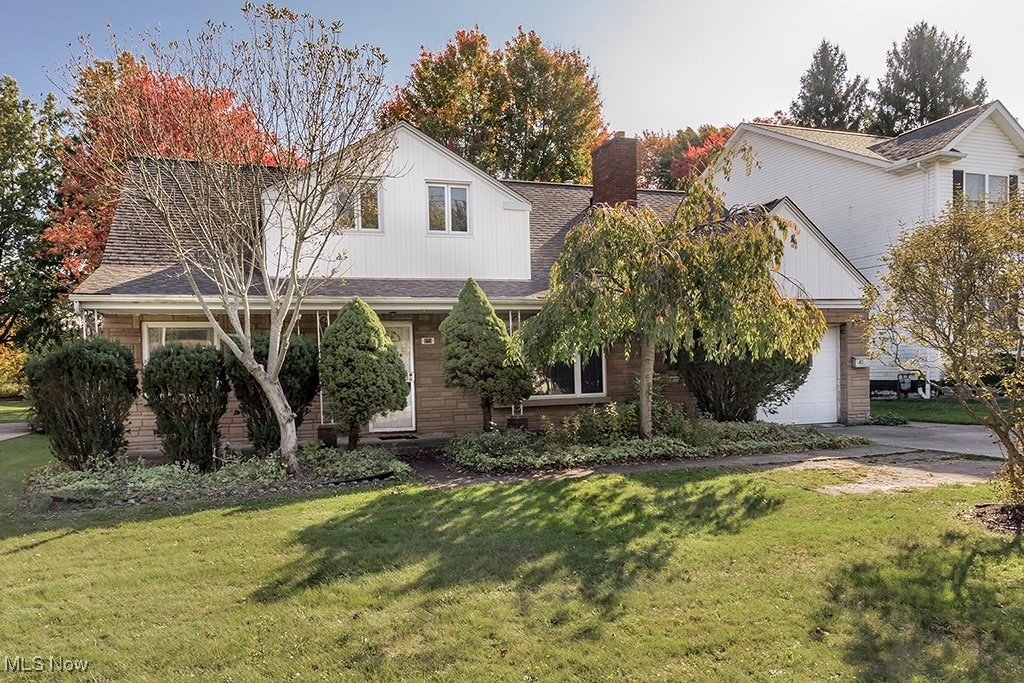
[369,322,416,432]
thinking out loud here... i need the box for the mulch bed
[972,503,1024,534]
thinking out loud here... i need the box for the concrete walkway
[0,423,30,443]
[826,422,1004,459]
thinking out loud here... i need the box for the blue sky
[2,0,1022,134]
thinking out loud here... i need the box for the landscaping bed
[23,445,414,511]
[444,420,870,474]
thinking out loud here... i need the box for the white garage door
[759,325,839,424]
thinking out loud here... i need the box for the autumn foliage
[637,125,733,190]
[47,54,278,280]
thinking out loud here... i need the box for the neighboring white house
[715,100,1024,392]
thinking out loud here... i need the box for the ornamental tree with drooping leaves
[864,195,1024,504]
[522,157,825,438]
[320,298,409,450]
[440,279,533,431]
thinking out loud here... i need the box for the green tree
[440,279,533,431]
[224,334,320,455]
[142,343,229,470]
[0,76,67,351]
[320,298,409,450]
[865,195,1024,504]
[383,27,605,183]
[871,22,987,136]
[789,40,870,131]
[523,162,825,438]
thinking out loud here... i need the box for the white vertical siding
[264,125,532,281]
[771,202,864,302]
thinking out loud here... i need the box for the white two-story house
[716,100,1024,392]
[72,123,869,451]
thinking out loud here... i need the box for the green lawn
[0,398,29,424]
[871,397,1005,425]
[1,435,1022,681]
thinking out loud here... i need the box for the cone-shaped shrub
[224,334,320,454]
[142,343,229,470]
[320,298,409,449]
[25,337,139,469]
[439,279,533,431]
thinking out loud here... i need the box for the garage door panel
[759,325,839,424]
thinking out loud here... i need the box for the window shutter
[952,170,964,198]
[1011,174,1019,198]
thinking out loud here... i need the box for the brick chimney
[591,131,637,206]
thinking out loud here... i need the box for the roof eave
[884,150,967,175]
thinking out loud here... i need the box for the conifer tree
[789,40,869,131]
[440,279,533,431]
[320,298,409,450]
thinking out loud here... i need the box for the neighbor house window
[532,351,606,398]
[956,171,1017,206]
[336,185,380,231]
[142,323,217,363]
[427,183,469,233]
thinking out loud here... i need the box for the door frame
[369,321,416,433]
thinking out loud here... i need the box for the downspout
[916,160,933,399]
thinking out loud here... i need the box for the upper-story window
[427,183,469,233]
[957,171,1017,206]
[337,185,380,231]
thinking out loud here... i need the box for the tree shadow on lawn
[817,529,1024,681]
[249,468,782,615]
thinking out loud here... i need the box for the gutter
[884,150,966,175]
[69,293,548,314]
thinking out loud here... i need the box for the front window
[427,183,469,233]
[143,324,217,363]
[336,185,381,231]
[533,351,606,398]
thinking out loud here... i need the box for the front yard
[871,397,1005,425]
[0,398,29,424]
[1,434,1022,681]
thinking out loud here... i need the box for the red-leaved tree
[47,53,279,281]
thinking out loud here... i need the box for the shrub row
[26,334,320,471]
[444,410,870,474]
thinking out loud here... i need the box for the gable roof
[734,100,1024,167]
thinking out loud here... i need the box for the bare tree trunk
[260,377,301,474]
[482,397,494,432]
[639,334,656,438]
[347,429,360,451]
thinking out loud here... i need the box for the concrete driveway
[828,421,1004,459]
[0,422,30,442]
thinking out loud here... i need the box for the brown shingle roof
[747,103,993,163]
[76,173,685,302]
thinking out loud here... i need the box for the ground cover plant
[1,433,1021,681]
[24,445,413,509]
[444,420,869,474]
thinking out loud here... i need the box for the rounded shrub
[224,333,320,454]
[320,298,409,450]
[672,339,812,422]
[142,343,229,470]
[25,337,139,469]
